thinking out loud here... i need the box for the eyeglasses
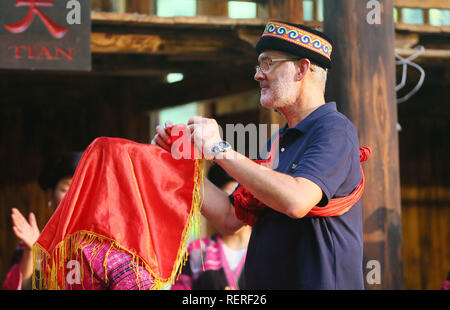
[255,57,300,74]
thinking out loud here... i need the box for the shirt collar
[279,102,337,135]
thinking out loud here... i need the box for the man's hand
[151,120,173,152]
[187,117,223,160]
[11,208,40,249]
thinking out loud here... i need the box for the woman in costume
[2,152,82,290]
[31,126,203,290]
[171,163,251,290]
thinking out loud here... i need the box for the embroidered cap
[256,20,333,69]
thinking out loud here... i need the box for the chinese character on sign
[4,0,67,39]
[0,0,90,71]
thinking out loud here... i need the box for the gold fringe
[32,159,204,290]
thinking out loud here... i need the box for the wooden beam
[90,14,267,62]
[396,47,450,59]
[90,31,259,64]
[395,23,450,34]
[91,12,267,28]
[394,0,450,10]
[91,32,226,55]
[324,0,403,289]
[90,12,450,35]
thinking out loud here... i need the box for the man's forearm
[215,149,322,218]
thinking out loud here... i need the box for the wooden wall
[397,74,450,289]
[0,72,150,284]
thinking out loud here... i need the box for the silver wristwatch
[210,141,232,159]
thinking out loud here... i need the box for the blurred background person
[2,152,82,290]
[172,163,251,290]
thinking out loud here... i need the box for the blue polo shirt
[241,102,364,290]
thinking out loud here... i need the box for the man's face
[254,50,299,110]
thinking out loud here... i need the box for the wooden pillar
[125,0,151,14]
[91,0,112,12]
[260,0,303,131]
[323,0,403,289]
[197,0,228,17]
[268,0,303,23]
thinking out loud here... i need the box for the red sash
[233,136,371,226]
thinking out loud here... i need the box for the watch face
[211,141,231,156]
[218,141,229,148]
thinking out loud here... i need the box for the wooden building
[0,0,448,290]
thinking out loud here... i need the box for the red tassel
[359,146,372,162]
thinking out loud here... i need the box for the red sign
[0,0,90,71]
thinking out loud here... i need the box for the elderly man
[154,20,364,290]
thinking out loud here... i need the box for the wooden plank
[394,0,450,10]
[90,14,265,59]
[91,12,267,28]
[396,47,450,59]
[90,12,449,34]
[397,6,403,23]
[313,0,319,21]
[90,31,256,57]
[324,0,403,289]
[395,22,450,33]
[401,205,421,289]
[401,186,450,203]
[423,8,430,25]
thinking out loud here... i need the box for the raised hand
[187,117,223,160]
[11,208,40,249]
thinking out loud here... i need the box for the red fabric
[167,124,200,159]
[233,141,372,226]
[233,186,266,227]
[36,133,199,285]
[305,146,371,217]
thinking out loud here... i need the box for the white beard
[260,80,297,110]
